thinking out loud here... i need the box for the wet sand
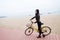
[0,28,60,40]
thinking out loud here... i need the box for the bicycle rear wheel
[42,26,51,36]
[25,27,34,36]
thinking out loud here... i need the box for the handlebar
[30,20,44,25]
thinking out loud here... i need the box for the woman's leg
[37,22,42,38]
[38,24,41,36]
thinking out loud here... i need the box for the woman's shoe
[37,35,41,38]
[42,34,45,38]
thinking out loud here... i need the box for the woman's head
[35,9,39,14]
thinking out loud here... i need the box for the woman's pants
[37,22,42,36]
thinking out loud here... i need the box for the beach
[0,14,60,34]
[0,14,60,40]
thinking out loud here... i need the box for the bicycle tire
[42,26,51,36]
[25,27,34,36]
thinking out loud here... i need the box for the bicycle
[25,20,51,36]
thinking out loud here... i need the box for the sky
[0,0,60,18]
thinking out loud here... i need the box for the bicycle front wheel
[42,26,51,36]
[25,27,34,36]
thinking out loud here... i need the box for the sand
[0,14,60,40]
[0,14,60,34]
[0,28,60,40]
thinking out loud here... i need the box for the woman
[30,9,45,38]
